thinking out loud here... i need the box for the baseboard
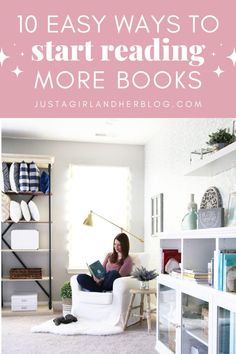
[53,301,63,313]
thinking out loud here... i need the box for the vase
[62,298,72,316]
[213,143,229,151]
[181,208,197,230]
[187,194,197,211]
[140,281,149,290]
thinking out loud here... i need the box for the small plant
[60,281,72,299]
[131,266,158,281]
[206,128,235,146]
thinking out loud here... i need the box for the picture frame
[227,192,236,226]
[151,193,163,236]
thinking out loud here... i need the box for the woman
[77,233,133,292]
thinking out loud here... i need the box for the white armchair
[70,253,147,328]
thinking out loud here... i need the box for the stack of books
[183,269,208,284]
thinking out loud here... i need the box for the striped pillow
[19,161,29,192]
[9,162,20,193]
[29,162,40,192]
[1,162,10,192]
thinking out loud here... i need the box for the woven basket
[10,268,42,279]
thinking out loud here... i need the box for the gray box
[198,208,224,229]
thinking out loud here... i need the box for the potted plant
[206,128,235,150]
[60,281,72,316]
[131,266,158,289]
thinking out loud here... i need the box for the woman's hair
[109,232,130,264]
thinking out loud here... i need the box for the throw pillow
[1,162,10,192]
[1,192,11,222]
[10,200,22,223]
[9,162,20,193]
[40,171,50,193]
[21,200,31,222]
[29,162,40,192]
[28,200,40,221]
[19,161,29,192]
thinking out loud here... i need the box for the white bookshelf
[156,144,236,354]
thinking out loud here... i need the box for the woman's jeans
[77,270,121,292]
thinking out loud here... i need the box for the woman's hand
[93,275,104,284]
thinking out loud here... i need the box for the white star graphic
[227,48,236,66]
[12,66,23,77]
[213,66,224,77]
[212,52,216,56]
[0,48,9,67]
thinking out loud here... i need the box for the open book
[87,260,106,279]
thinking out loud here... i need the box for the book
[222,253,236,292]
[214,251,236,291]
[87,260,106,279]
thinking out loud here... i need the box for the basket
[10,268,42,279]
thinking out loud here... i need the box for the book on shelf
[223,253,236,292]
[214,250,236,292]
[183,269,208,275]
[208,258,214,286]
[86,260,106,279]
[161,248,181,274]
[183,269,208,283]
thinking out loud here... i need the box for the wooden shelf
[2,276,52,282]
[2,304,54,316]
[3,220,51,224]
[2,153,54,168]
[1,249,50,253]
[5,191,51,196]
[185,141,236,176]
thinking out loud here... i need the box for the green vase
[181,208,197,230]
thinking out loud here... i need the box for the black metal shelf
[1,161,52,310]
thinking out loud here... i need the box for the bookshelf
[1,153,54,315]
[156,144,236,354]
[156,228,236,354]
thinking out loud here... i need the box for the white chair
[70,253,148,328]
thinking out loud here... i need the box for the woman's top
[103,253,133,277]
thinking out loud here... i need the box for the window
[67,164,131,270]
[151,193,164,236]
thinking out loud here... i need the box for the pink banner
[0,0,235,117]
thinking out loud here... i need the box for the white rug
[31,318,123,336]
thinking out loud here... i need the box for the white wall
[2,138,144,302]
[144,118,236,270]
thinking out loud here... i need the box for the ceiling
[1,118,163,145]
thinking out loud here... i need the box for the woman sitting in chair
[77,232,133,292]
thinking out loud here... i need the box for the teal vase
[181,208,197,230]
